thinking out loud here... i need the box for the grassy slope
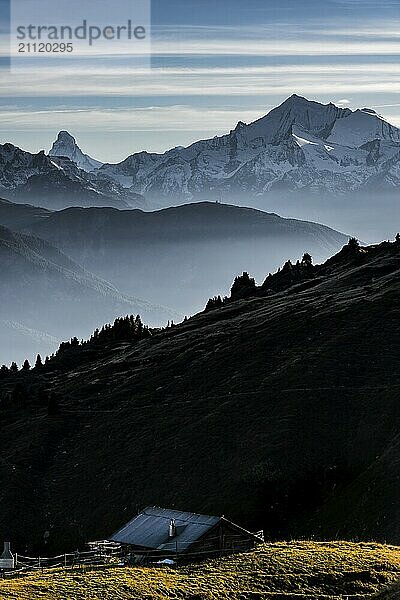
[0,542,400,600]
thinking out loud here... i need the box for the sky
[0,0,399,162]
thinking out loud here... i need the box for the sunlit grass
[1,541,400,599]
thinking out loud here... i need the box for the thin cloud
[0,62,398,97]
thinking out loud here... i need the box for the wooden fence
[0,544,122,579]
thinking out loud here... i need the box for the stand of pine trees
[0,315,152,376]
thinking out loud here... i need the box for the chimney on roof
[169,519,177,538]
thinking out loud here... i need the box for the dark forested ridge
[0,237,399,553]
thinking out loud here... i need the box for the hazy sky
[0,0,399,162]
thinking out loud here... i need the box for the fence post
[64,554,67,568]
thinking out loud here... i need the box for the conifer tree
[302,253,313,267]
[348,237,360,250]
[230,272,256,298]
[0,364,9,379]
[282,260,293,273]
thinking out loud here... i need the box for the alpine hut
[109,506,263,562]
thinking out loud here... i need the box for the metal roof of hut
[110,506,251,554]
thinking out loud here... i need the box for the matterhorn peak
[49,131,102,172]
[56,130,77,143]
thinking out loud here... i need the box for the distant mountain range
[1,95,398,240]
[49,96,400,206]
[0,142,145,211]
[0,237,399,550]
[97,95,400,205]
[0,199,348,316]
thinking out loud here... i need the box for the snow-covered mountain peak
[3,95,400,211]
[50,131,80,159]
[327,108,400,147]
[280,93,312,107]
[0,138,145,210]
[57,130,75,143]
[97,95,400,205]
[49,131,103,172]
[238,95,352,147]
